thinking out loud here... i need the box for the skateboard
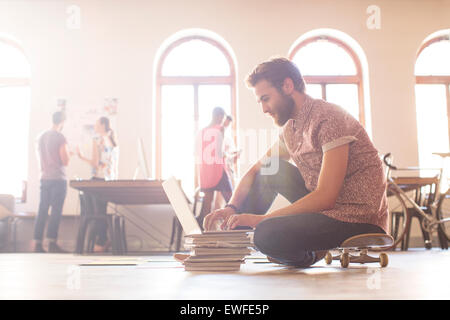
[324,233,394,268]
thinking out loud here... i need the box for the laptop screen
[162,177,202,235]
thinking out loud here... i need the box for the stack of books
[182,231,253,271]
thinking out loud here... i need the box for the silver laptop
[162,177,246,235]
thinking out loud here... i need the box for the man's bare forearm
[227,161,261,210]
[228,140,288,211]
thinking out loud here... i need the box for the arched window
[0,36,31,200]
[155,34,236,194]
[289,35,365,126]
[415,31,450,169]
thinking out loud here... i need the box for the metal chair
[0,194,14,252]
[75,192,127,254]
[10,212,36,252]
[0,217,11,252]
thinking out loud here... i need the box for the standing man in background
[33,111,71,253]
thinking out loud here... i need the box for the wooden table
[69,179,170,205]
[390,176,440,194]
[432,152,450,158]
[69,179,174,254]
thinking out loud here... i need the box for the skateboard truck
[324,233,394,268]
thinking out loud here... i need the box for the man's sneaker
[48,242,68,253]
[313,250,328,264]
[267,250,328,268]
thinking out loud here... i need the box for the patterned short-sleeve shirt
[280,94,388,232]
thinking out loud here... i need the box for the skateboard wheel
[325,252,333,265]
[340,252,349,268]
[379,253,388,267]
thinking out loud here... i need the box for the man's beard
[273,93,295,127]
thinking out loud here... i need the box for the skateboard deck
[325,233,394,268]
[340,233,394,249]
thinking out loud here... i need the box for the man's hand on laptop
[203,207,236,231]
[225,214,264,230]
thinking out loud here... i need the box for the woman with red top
[196,107,233,229]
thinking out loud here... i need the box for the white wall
[0,0,449,227]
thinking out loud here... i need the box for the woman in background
[77,116,118,252]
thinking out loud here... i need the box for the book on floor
[184,255,246,262]
[184,265,241,272]
[190,247,252,256]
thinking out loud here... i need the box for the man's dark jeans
[34,179,67,241]
[238,158,385,267]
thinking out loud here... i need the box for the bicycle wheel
[434,192,450,244]
[387,183,410,250]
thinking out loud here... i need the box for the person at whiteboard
[77,116,118,252]
[34,111,71,253]
[78,117,118,181]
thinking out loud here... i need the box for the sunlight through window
[415,34,450,173]
[290,36,363,124]
[327,84,359,120]
[415,40,450,76]
[0,39,30,198]
[157,36,235,195]
[292,40,356,76]
[415,84,449,170]
[0,41,30,78]
[305,84,322,100]
[161,39,230,77]
[161,85,195,193]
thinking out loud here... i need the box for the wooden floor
[0,250,449,299]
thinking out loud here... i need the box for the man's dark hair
[245,57,305,93]
[52,111,66,125]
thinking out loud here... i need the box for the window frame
[415,35,450,148]
[289,35,365,126]
[155,35,237,182]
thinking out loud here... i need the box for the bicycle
[383,153,450,250]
